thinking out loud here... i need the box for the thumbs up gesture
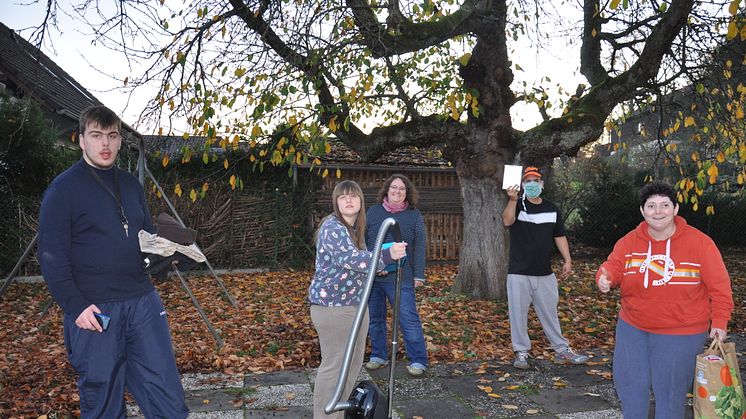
[597,267,611,293]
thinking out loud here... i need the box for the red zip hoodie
[596,215,733,334]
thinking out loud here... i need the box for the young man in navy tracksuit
[38,106,188,418]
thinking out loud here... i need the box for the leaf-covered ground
[1,250,744,417]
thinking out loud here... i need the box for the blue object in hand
[95,313,111,331]
[382,242,406,273]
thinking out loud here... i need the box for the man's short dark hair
[79,105,121,135]
[639,181,677,207]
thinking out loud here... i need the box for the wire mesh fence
[3,158,744,277]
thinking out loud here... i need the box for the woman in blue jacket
[364,174,429,376]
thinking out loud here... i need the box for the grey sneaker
[365,360,387,370]
[555,349,589,365]
[513,351,530,369]
[406,365,426,376]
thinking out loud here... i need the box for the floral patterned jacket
[308,215,391,307]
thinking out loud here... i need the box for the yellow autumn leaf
[336,168,341,178]
[736,105,744,119]
[684,116,695,127]
[459,53,471,66]
[727,20,738,40]
[592,28,597,37]
[189,189,197,202]
[610,0,621,9]
[729,0,741,16]
[737,173,744,184]
[329,117,338,132]
[707,164,719,177]
[505,385,520,390]
[706,205,715,215]
[324,142,331,154]
[717,151,726,163]
[229,174,236,190]
[488,393,501,398]
[224,158,229,169]
[162,153,170,167]
[174,184,183,197]
[322,168,329,178]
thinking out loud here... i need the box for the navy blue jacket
[365,204,427,283]
[38,159,155,318]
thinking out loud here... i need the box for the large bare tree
[30,0,741,299]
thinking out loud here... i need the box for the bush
[678,191,746,246]
[0,93,78,196]
[551,157,643,248]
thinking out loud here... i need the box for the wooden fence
[307,165,463,261]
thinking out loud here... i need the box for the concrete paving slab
[439,374,493,398]
[392,397,476,419]
[527,388,614,414]
[244,406,313,417]
[461,391,542,418]
[244,370,309,387]
[187,388,244,412]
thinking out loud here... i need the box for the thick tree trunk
[452,176,509,300]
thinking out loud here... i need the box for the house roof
[304,138,452,169]
[0,21,140,144]
[142,135,252,158]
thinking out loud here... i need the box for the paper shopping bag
[693,339,745,419]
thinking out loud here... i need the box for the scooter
[324,217,404,419]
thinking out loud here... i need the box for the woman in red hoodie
[596,181,733,419]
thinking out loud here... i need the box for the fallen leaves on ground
[1,250,744,417]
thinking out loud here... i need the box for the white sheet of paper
[502,165,523,189]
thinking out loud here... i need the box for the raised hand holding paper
[502,165,522,189]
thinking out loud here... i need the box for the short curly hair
[377,174,419,207]
[639,181,677,208]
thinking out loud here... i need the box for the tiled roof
[0,21,139,143]
[142,135,251,158]
[310,138,451,168]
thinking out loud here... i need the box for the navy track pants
[63,290,188,418]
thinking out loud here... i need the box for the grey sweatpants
[507,273,569,353]
[310,305,368,419]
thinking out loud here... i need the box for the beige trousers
[310,305,369,419]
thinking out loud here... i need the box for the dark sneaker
[555,349,589,365]
[513,351,530,369]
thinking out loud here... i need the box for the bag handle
[707,337,727,357]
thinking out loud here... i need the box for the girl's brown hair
[317,180,367,249]
[377,174,418,207]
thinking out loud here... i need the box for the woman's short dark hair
[639,181,677,208]
[377,174,419,207]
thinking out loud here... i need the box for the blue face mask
[523,181,542,199]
